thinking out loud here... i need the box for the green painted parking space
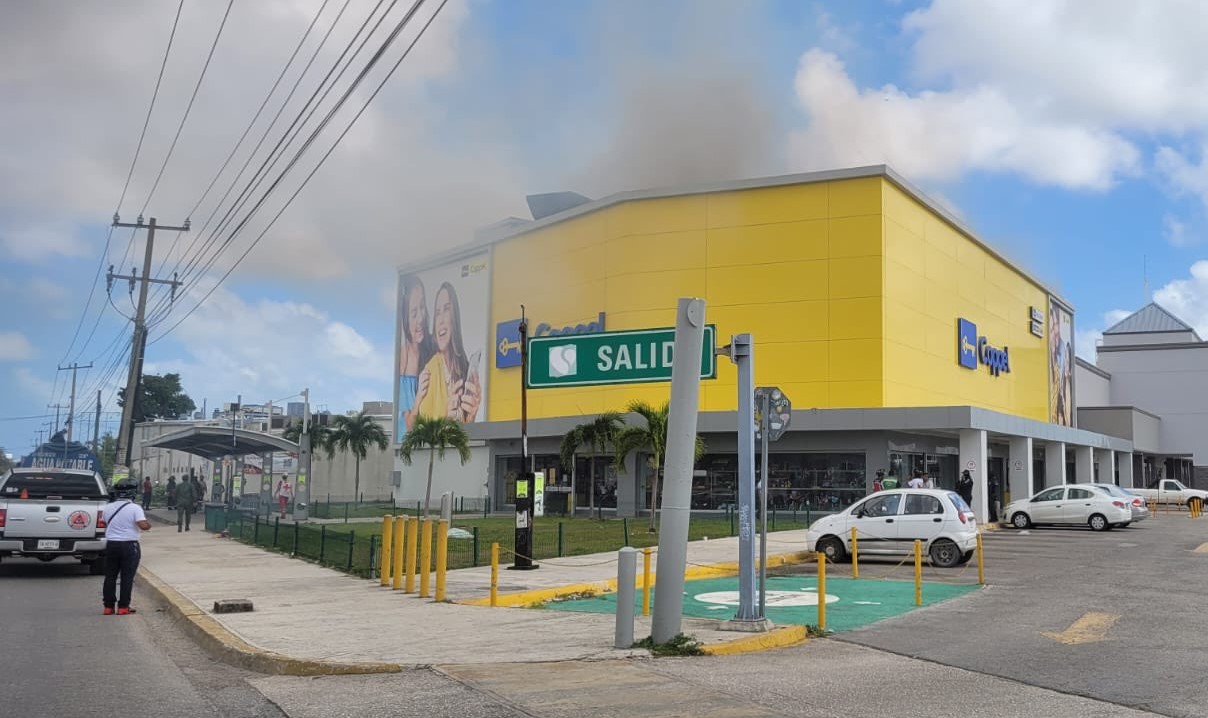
[543,575,980,632]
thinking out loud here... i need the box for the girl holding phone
[399,275,435,436]
[415,282,482,423]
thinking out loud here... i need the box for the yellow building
[395,166,1132,522]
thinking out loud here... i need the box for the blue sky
[3,0,1208,455]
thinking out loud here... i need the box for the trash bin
[204,502,227,532]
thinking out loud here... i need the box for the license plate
[37,539,60,550]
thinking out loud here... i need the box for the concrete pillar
[616,453,637,518]
[1095,448,1115,485]
[960,429,989,523]
[1008,437,1033,504]
[1118,452,1135,489]
[1044,441,1066,487]
[1074,446,1094,485]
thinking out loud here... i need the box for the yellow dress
[416,354,449,420]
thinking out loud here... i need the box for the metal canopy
[142,425,298,460]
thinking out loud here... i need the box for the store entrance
[987,457,1005,522]
[887,453,957,491]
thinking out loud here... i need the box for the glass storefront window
[496,454,562,506]
[692,452,867,511]
[887,452,956,490]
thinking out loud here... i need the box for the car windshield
[0,472,106,500]
[947,492,972,514]
[1095,484,1131,498]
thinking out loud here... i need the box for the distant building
[361,401,393,417]
[287,402,305,418]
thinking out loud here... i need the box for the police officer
[102,482,152,615]
[176,476,196,532]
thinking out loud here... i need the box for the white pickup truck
[1130,479,1208,507]
[0,468,110,574]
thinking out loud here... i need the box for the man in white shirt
[907,472,926,489]
[101,490,152,615]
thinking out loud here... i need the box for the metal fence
[210,504,826,578]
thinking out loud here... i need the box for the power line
[153,0,451,343]
[137,0,236,216]
[144,0,356,323]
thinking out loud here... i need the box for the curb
[701,625,808,656]
[137,567,403,676]
[458,550,814,608]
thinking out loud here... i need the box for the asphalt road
[798,516,1208,717]
[0,557,285,718]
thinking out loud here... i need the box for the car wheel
[817,536,847,564]
[1088,513,1109,532]
[929,539,962,568]
[1011,512,1031,529]
[87,557,106,576]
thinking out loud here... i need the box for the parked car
[1090,483,1149,523]
[1129,479,1208,508]
[1002,484,1132,532]
[0,468,110,573]
[805,489,978,568]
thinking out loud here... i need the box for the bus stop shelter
[141,426,311,520]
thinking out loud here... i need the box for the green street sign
[527,325,717,388]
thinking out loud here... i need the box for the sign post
[512,310,537,570]
[754,386,791,618]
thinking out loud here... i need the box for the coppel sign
[958,318,1010,377]
[496,312,606,368]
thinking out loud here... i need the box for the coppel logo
[957,318,1011,377]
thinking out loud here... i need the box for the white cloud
[0,332,35,361]
[788,50,1141,191]
[1076,309,1133,360]
[11,367,54,398]
[1156,145,1208,208]
[143,287,391,412]
[1162,214,1199,248]
[1153,260,1208,337]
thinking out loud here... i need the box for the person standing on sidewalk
[141,476,153,511]
[102,488,151,615]
[275,475,293,519]
[175,477,196,532]
[166,475,177,510]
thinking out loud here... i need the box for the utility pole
[48,403,68,436]
[93,390,102,452]
[111,214,188,468]
[57,362,93,442]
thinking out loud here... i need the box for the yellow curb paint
[457,550,814,608]
[701,625,808,656]
[137,568,403,675]
[1040,611,1120,645]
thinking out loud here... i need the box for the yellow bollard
[850,527,859,580]
[404,514,418,593]
[490,542,500,607]
[642,548,652,617]
[976,532,985,586]
[419,518,433,598]
[816,551,827,632]
[435,519,449,602]
[379,515,393,587]
[392,516,405,590]
[914,539,923,606]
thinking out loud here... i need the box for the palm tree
[328,412,390,503]
[282,420,332,454]
[615,400,706,532]
[397,415,471,518]
[559,412,624,517]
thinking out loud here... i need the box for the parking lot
[779,513,1208,717]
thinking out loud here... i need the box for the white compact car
[805,489,978,568]
[1002,484,1132,532]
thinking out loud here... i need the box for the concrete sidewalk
[136,520,812,671]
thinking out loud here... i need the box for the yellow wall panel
[706,220,828,267]
[829,215,882,258]
[707,261,828,306]
[706,183,829,227]
[829,256,882,299]
[605,230,705,277]
[829,177,882,218]
[709,301,829,343]
[605,269,706,314]
[760,341,829,383]
[830,297,882,341]
[829,380,884,408]
[607,195,707,237]
[884,301,928,352]
[884,218,926,275]
[829,339,882,382]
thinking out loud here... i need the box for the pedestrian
[212,478,225,505]
[192,475,206,512]
[140,476,152,511]
[873,469,885,492]
[882,472,899,490]
[102,483,152,615]
[276,475,294,519]
[958,469,975,505]
[923,472,936,490]
[166,475,177,510]
[175,476,196,532]
[907,471,926,489]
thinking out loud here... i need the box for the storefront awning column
[1095,448,1115,485]
[1074,446,1094,484]
[1119,452,1135,489]
[1008,437,1032,504]
[1044,442,1066,487]
[960,429,989,523]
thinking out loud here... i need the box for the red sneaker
[103,607,115,616]
[116,607,137,615]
